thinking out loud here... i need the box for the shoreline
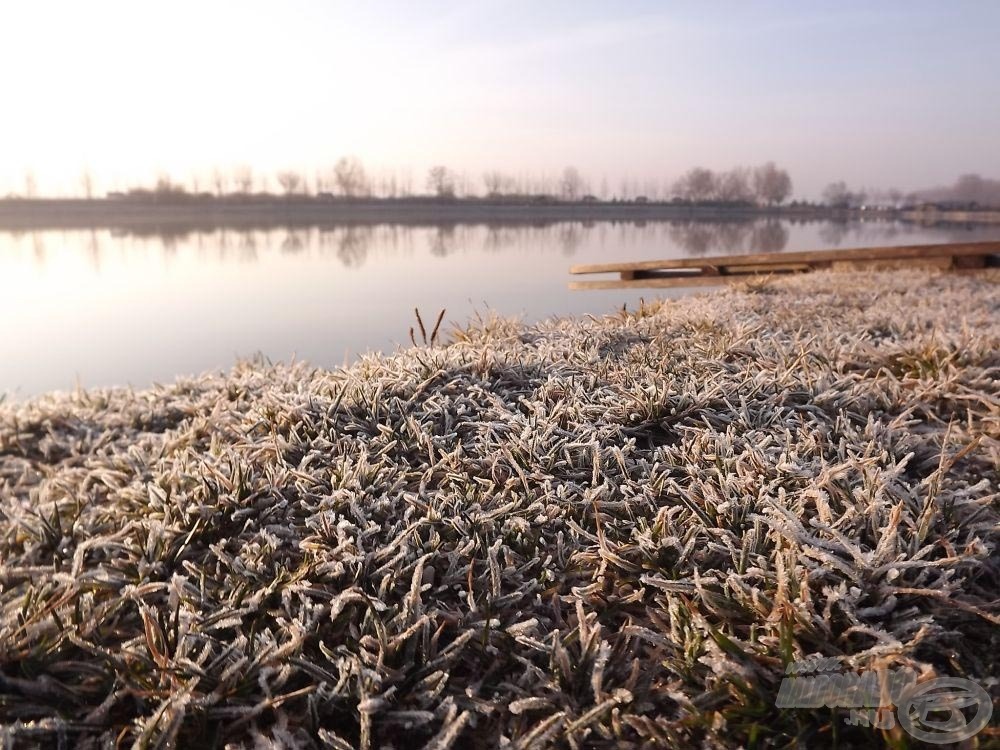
[2,197,1000,232]
[1,270,997,746]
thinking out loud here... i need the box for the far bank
[1,196,999,232]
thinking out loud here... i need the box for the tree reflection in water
[1,219,983,273]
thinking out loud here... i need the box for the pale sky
[2,1,998,199]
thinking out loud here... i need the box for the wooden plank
[719,262,812,274]
[624,263,809,279]
[569,241,1000,275]
[954,255,987,269]
[830,257,953,272]
[630,268,706,280]
[569,276,746,291]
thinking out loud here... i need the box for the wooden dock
[569,241,1000,290]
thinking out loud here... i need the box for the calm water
[2,218,997,396]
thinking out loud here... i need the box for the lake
[2,217,998,396]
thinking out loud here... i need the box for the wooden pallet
[569,241,1000,290]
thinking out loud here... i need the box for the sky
[1,0,998,199]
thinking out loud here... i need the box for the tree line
[821,173,1000,209]
[10,160,796,205]
[19,163,998,208]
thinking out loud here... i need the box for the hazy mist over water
[2,218,998,396]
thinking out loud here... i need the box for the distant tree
[453,171,473,198]
[154,175,187,197]
[909,173,1000,208]
[824,181,869,208]
[211,168,227,197]
[381,172,398,198]
[483,171,501,195]
[560,166,584,200]
[277,170,303,195]
[427,166,456,198]
[752,162,792,205]
[886,188,904,206]
[80,170,94,199]
[822,181,865,208]
[483,171,515,196]
[24,171,37,198]
[673,167,716,202]
[823,181,849,207]
[233,166,254,194]
[948,174,1000,206]
[399,169,414,197]
[715,167,754,203]
[619,177,632,200]
[953,173,986,203]
[334,157,368,198]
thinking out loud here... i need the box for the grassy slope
[0,271,997,748]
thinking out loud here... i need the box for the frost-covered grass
[0,270,997,748]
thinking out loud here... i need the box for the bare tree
[334,157,368,198]
[752,162,792,205]
[211,168,227,197]
[953,174,985,203]
[823,181,848,207]
[427,166,456,198]
[560,166,585,200]
[154,175,186,197]
[483,171,515,197]
[910,173,1000,207]
[673,168,716,202]
[80,170,94,199]
[400,168,413,197]
[277,171,303,195]
[233,166,254,194]
[715,168,754,203]
[822,181,864,208]
[948,173,1000,205]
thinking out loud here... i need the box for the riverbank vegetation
[10,160,1000,214]
[1,270,997,747]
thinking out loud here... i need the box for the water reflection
[1,218,997,395]
[12,217,978,272]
